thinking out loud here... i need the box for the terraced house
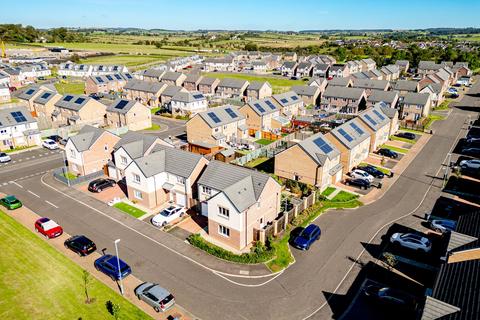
[197,161,281,251]
[275,132,343,190]
[197,77,220,96]
[366,90,399,109]
[52,94,107,127]
[85,73,133,94]
[142,68,166,82]
[272,91,304,117]
[216,78,249,99]
[240,97,288,133]
[321,86,367,115]
[245,81,272,102]
[105,99,152,131]
[160,72,187,87]
[123,79,167,108]
[357,105,391,151]
[182,74,204,91]
[351,79,390,96]
[0,107,41,151]
[292,85,321,106]
[203,57,235,72]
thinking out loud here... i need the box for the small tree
[106,301,121,320]
[82,270,92,304]
[383,252,398,271]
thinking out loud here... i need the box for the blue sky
[2,0,479,31]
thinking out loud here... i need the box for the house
[329,64,350,78]
[198,77,220,96]
[291,85,321,106]
[239,97,287,133]
[203,57,235,72]
[105,99,152,131]
[216,78,249,98]
[325,118,371,171]
[160,85,188,106]
[272,91,304,117]
[65,126,120,176]
[452,62,472,78]
[283,52,298,62]
[312,63,330,78]
[357,105,391,151]
[380,65,400,81]
[274,132,342,190]
[295,62,314,77]
[392,80,419,94]
[124,144,208,209]
[197,160,281,251]
[378,103,399,136]
[85,73,132,95]
[351,79,390,96]
[419,83,444,108]
[186,105,248,149]
[0,84,10,103]
[58,62,93,77]
[252,61,268,74]
[91,64,128,76]
[308,77,328,91]
[321,86,367,115]
[160,72,187,87]
[346,61,362,74]
[17,85,52,111]
[395,60,410,73]
[52,94,107,127]
[123,80,167,108]
[360,58,376,71]
[32,90,63,129]
[169,91,208,116]
[368,69,384,80]
[327,77,353,87]
[245,81,272,102]
[142,68,166,82]
[0,106,41,151]
[182,74,204,91]
[280,61,298,77]
[399,92,432,122]
[417,61,444,75]
[366,90,399,109]
[0,67,23,88]
[17,63,51,81]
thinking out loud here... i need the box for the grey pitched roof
[124,79,166,94]
[33,90,59,105]
[69,125,108,152]
[106,99,137,114]
[447,231,478,252]
[314,63,330,71]
[114,132,159,159]
[421,296,461,320]
[352,79,390,91]
[54,94,94,111]
[143,68,165,78]
[297,132,340,165]
[133,144,203,178]
[282,61,297,69]
[367,90,399,104]
[292,85,320,97]
[330,118,370,149]
[197,160,274,213]
[0,106,36,129]
[361,58,376,65]
[171,91,205,103]
[161,85,185,97]
[90,73,131,85]
[378,104,398,119]
[184,73,203,83]
[392,80,419,92]
[161,71,185,81]
[297,62,313,70]
[395,60,409,67]
[198,77,219,86]
[272,91,302,107]
[358,105,390,131]
[17,86,43,100]
[217,78,249,89]
[402,92,430,106]
[323,86,365,100]
[248,81,270,91]
[246,97,280,116]
[197,105,245,128]
[328,77,351,87]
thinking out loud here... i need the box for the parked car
[395,132,416,140]
[459,159,480,170]
[0,195,22,210]
[47,135,63,143]
[135,282,176,312]
[291,224,321,250]
[363,285,416,309]
[377,148,399,159]
[0,152,11,163]
[461,147,480,158]
[64,235,97,256]
[42,139,59,150]
[350,169,374,182]
[356,164,385,179]
[151,205,186,227]
[88,178,116,193]
[94,254,132,281]
[429,219,457,233]
[344,177,371,190]
[35,217,63,239]
[466,137,480,144]
[390,233,431,253]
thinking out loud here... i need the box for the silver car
[390,233,432,253]
[135,282,175,312]
[0,152,11,163]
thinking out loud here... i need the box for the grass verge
[3,145,36,153]
[321,186,336,197]
[389,136,415,144]
[424,114,446,129]
[113,202,146,218]
[244,157,269,168]
[433,99,451,111]
[62,172,78,180]
[0,210,151,320]
[55,81,85,95]
[144,124,161,131]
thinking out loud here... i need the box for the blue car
[94,254,131,281]
[292,224,321,250]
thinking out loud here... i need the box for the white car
[350,169,374,183]
[459,159,480,170]
[42,139,59,150]
[390,233,432,253]
[0,152,11,163]
[151,205,186,227]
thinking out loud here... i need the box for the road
[147,115,187,139]
[1,85,478,319]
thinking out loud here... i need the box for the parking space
[76,178,128,203]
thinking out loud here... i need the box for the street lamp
[61,150,70,187]
[443,153,452,187]
[114,239,124,296]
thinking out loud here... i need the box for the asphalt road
[148,115,187,139]
[0,93,477,319]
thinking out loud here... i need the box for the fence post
[284,211,289,229]
[311,190,317,204]
[294,205,299,217]
[273,220,279,235]
[259,229,266,244]
[303,196,308,210]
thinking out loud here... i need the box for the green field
[79,54,171,67]
[37,42,196,55]
[203,72,304,93]
[54,81,85,95]
[0,210,151,320]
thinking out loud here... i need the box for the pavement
[1,81,479,319]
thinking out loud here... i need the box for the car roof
[4,195,17,201]
[147,285,170,300]
[105,255,128,269]
[304,224,320,234]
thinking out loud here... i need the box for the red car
[35,217,63,239]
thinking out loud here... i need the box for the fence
[52,167,104,186]
[400,120,426,132]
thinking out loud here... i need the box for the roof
[291,85,320,97]
[448,210,480,253]
[17,86,43,100]
[114,132,159,159]
[248,81,270,91]
[184,73,203,83]
[272,91,302,108]
[161,71,185,81]
[197,160,274,213]
[352,79,390,91]
[246,97,280,116]
[54,94,95,111]
[217,78,249,89]
[367,90,399,104]
[421,296,461,320]
[358,105,390,131]
[161,85,185,97]
[143,68,165,78]
[132,144,203,178]
[106,99,138,114]
[378,104,398,119]
[395,60,410,66]
[124,79,166,94]
[89,73,131,85]
[392,80,419,92]
[328,77,351,87]
[282,61,297,69]
[33,90,59,105]
[361,58,376,65]
[330,118,370,149]
[171,91,205,103]
[323,86,365,100]
[197,105,244,128]
[69,125,108,152]
[0,106,36,129]
[297,132,340,165]
[314,63,330,71]
[198,77,219,86]
[402,92,430,106]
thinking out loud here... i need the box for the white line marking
[27,190,40,198]
[45,200,59,208]
[11,181,23,189]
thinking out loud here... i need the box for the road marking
[45,200,59,208]
[27,190,40,198]
[11,181,23,188]
[2,182,7,186]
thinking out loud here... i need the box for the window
[121,156,128,165]
[218,206,230,218]
[177,176,186,185]
[202,186,211,195]
[134,190,142,199]
[218,225,230,237]
[133,173,141,183]
[69,149,76,158]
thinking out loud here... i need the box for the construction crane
[0,40,6,58]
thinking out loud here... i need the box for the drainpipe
[245,208,248,248]
[314,164,321,187]
[153,176,158,208]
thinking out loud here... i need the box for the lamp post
[114,239,124,296]
[61,150,70,187]
[443,153,452,188]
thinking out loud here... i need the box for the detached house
[326,119,371,171]
[329,64,350,78]
[275,132,342,190]
[399,92,431,122]
[216,78,249,98]
[197,161,281,251]
[291,85,321,106]
[272,91,304,118]
[357,106,391,151]
[123,80,167,108]
[160,72,187,87]
[296,62,314,77]
[366,90,399,109]
[169,91,208,116]
[198,77,220,96]
[105,99,152,131]
[0,107,41,151]
[246,81,272,102]
[321,86,367,115]
[52,94,107,127]
[182,74,204,91]
[65,126,120,176]
[280,61,298,77]
[239,97,288,133]
[312,63,330,78]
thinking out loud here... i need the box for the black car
[47,135,63,143]
[377,148,398,159]
[363,285,416,310]
[64,235,96,256]
[395,132,416,140]
[356,164,385,179]
[88,178,116,193]
[461,147,480,158]
[344,178,370,190]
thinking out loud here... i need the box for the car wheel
[77,251,83,257]
[435,228,442,233]
[64,243,69,249]
[35,228,39,233]
[154,306,160,313]
[44,234,49,239]
[110,275,117,281]
[137,294,141,300]
[95,265,100,271]
[162,222,167,227]
[180,212,185,217]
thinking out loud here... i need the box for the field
[79,54,173,67]
[0,210,151,320]
[438,33,480,42]
[54,81,85,95]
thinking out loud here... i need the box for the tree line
[0,24,85,43]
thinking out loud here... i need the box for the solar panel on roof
[364,114,377,126]
[113,66,118,71]
[106,75,113,81]
[291,96,299,101]
[95,76,104,83]
[207,112,221,124]
[63,95,74,102]
[225,108,238,119]
[115,100,129,110]
[313,137,334,153]
[79,65,84,70]
[265,100,277,110]
[114,74,122,80]
[350,122,364,135]
[125,74,132,79]
[280,98,289,104]
[10,111,27,123]
[40,92,51,99]
[338,128,353,142]
[193,94,204,99]
[25,89,35,95]
[74,97,85,104]
[373,109,386,121]
[254,103,266,113]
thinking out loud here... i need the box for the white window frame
[177,176,186,185]
[134,190,143,200]
[133,173,141,184]
[202,186,212,195]
[218,225,230,237]
[218,206,230,219]
[121,156,128,165]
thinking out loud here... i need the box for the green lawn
[266,231,294,272]
[244,157,269,168]
[330,191,359,202]
[390,136,415,144]
[424,114,446,129]
[380,144,408,154]
[321,187,336,197]
[255,138,274,146]
[80,54,169,67]
[113,202,146,218]
[62,172,78,180]
[144,124,161,131]
[150,107,161,114]
[433,99,451,111]
[55,81,85,95]
[0,210,151,320]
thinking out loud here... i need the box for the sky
[2,0,479,31]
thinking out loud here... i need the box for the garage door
[175,192,186,207]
